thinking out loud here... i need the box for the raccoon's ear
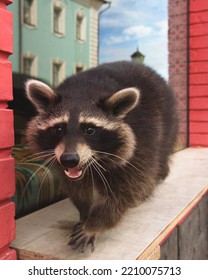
[104,87,140,119]
[25,79,57,113]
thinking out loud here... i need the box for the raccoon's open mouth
[64,166,84,180]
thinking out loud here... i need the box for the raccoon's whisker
[36,155,57,208]
[22,154,56,197]
[19,150,55,163]
[89,164,95,191]
[92,150,146,176]
[91,158,116,200]
[91,161,110,199]
[91,156,106,172]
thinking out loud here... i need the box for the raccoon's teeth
[64,167,83,179]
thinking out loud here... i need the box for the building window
[22,54,38,76]
[53,0,65,35]
[76,65,84,73]
[22,0,37,27]
[76,9,86,41]
[52,60,65,87]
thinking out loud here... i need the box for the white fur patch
[77,143,92,166]
[79,114,119,131]
[36,113,69,130]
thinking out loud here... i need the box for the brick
[168,0,188,17]
[179,121,188,134]
[169,49,188,65]
[0,60,12,101]
[190,0,208,12]
[169,73,188,87]
[0,201,15,248]
[178,110,188,123]
[0,156,15,200]
[190,97,208,109]
[0,247,16,260]
[0,109,14,148]
[0,8,12,54]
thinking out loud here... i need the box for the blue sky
[99,0,168,79]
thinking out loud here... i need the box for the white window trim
[21,53,38,77]
[75,63,85,74]
[52,0,65,37]
[21,0,37,28]
[76,8,87,42]
[52,59,66,87]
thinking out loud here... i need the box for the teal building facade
[9,0,104,86]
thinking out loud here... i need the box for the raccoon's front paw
[68,224,97,253]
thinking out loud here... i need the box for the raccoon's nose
[60,153,80,168]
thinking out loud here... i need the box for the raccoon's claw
[68,224,97,253]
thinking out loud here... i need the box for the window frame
[22,53,38,77]
[76,8,86,42]
[21,0,37,28]
[52,0,65,37]
[52,59,65,87]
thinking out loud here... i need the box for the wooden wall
[0,0,16,260]
[160,193,208,259]
[189,0,208,146]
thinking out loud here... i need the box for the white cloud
[104,25,153,46]
[99,0,168,79]
[123,25,153,39]
[154,20,168,35]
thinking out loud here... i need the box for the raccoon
[25,61,178,253]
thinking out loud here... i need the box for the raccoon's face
[25,80,140,180]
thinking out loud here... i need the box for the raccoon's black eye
[84,126,96,135]
[51,124,66,137]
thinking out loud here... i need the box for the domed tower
[131,47,145,63]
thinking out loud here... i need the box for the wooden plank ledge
[11,148,208,260]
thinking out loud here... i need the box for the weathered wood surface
[178,194,208,259]
[11,148,208,260]
[160,194,208,259]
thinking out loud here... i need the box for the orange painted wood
[189,134,208,146]
[0,0,16,260]
[189,0,208,146]
[190,22,208,37]
[0,109,14,148]
[190,0,208,12]
[190,122,208,133]
[190,85,208,97]
[190,110,208,122]
[0,248,16,260]
[190,10,208,24]
[0,201,15,249]
[0,8,12,54]
[190,97,208,110]
[0,156,15,201]
[0,60,13,101]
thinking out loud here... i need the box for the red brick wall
[189,0,208,146]
[0,0,16,260]
[168,0,189,149]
